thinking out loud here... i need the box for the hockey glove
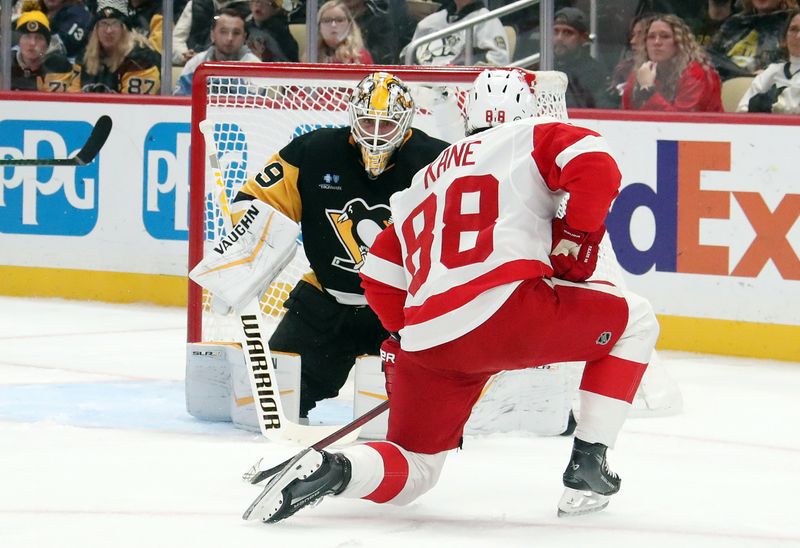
[380,333,401,399]
[550,218,605,282]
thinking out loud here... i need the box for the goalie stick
[243,400,389,485]
[198,120,366,446]
[0,115,113,167]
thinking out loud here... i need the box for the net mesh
[192,67,577,342]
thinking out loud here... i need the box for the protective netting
[193,68,571,342]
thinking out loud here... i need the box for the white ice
[1,296,798,548]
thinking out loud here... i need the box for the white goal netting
[188,64,573,342]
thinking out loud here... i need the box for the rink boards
[0,93,797,361]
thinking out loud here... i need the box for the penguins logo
[326,198,391,272]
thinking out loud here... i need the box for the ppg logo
[0,120,100,236]
[143,122,191,240]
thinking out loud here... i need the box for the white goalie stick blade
[557,487,610,517]
[238,299,363,446]
[243,399,390,485]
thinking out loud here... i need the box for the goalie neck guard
[348,72,415,179]
[465,68,538,136]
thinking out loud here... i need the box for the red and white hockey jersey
[360,117,622,351]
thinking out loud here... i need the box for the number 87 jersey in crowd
[360,114,622,352]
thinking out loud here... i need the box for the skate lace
[602,459,618,480]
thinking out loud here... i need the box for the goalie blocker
[189,200,300,312]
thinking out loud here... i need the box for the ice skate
[557,438,620,517]
[242,449,351,523]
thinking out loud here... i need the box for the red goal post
[187,63,570,343]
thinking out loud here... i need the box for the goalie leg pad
[353,355,390,440]
[189,200,300,311]
[185,343,236,422]
[465,365,572,436]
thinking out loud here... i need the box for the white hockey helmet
[348,72,415,179]
[465,69,537,135]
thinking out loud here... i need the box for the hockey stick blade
[74,115,113,166]
[243,399,390,485]
[0,115,113,167]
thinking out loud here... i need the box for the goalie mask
[465,69,537,136]
[348,72,415,179]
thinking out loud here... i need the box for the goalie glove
[189,200,300,312]
[380,332,401,399]
[549,218,605,282]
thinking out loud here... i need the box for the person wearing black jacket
[246,0,298,61]
[709,0,798,79]
[553,7,616,108]
[343,0,413,63]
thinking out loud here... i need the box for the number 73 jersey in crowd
[360,117,622,351]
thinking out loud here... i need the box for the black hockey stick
[243,400,390,485]
[0,115,113,167]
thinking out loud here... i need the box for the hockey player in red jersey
[243,68,660,522]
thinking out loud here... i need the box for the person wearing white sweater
[738,10,800,112]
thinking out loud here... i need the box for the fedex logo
[143,122,190,240]
[0,120,99,236]
[607,140,800,280]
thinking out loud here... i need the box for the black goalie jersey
[232,126,449,304]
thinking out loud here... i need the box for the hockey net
[187,62,680,420]
[187,63,572,343]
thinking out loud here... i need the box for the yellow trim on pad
[656,315,800,362]
[0,265,187,306]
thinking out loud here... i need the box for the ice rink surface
[1,296,798,548]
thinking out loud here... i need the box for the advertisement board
[0,95,797,359]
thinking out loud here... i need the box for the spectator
[174,7,259,95]
[246,0,298,61]
[43,0,92,61]
[553,7,615,108]
[738,9,800,111]
[403,0,509,66]
[607,12,650,107]
[306,0,373,63]
[11,0,75,91]
[342,0,411,64]
[709,0,799,78]
[693,0,737,47]
[72,0,161,93]
[171,0,249,65]
[622,13,723,111]
[129,0,163,53]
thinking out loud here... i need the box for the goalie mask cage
[187,63,570,343]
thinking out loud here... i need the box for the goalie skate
[557,438,620,517]
[242,449,351,523]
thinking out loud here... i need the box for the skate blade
[242,448,316,522]
[556,487,610,517]
[242,458,264,483]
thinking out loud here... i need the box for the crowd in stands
[2,0,800,113]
